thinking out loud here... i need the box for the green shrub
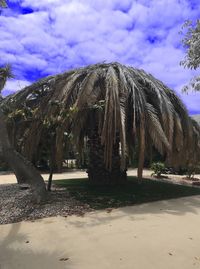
[151,162,165,177]
[185,164,200,179]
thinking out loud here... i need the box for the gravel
[0,184,92,224]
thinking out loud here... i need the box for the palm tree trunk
[87,129,127,185]
[0,109,46,202]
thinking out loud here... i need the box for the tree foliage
[180,20,200,91]
[181,20,200,70]
[151,162,165,177]
[2,62,199,175]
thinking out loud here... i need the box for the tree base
[87,128,127,186]
[87,169,127,185]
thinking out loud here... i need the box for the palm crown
[0,65,13,94]
[1,62,199,175]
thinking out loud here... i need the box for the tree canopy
[2,62,199,175]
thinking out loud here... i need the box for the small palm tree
[2,62,197,185]
[0,0,7,8]
[0,65,13,91]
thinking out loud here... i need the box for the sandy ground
[1,170,200,268]
[0,168,199,186]
[0,169,153,185]
[1,196,200,269]
[0,170,88,185]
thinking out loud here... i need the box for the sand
[0,169,152,185]
[0,170,88,185]
[1,170,200,268]
[1,195,200,269]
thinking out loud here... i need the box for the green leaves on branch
[180,20,200,70]
[180,20,200,92]
[43,103,79,130]
[182,76,200,92]
[7,107,37,121]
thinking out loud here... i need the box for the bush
[185,164,200,179]
[151,162,165,177]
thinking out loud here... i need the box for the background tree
[180,19,200,92]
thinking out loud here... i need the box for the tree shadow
[66,195,200,228]
[1,195,200,268]
[0,223,70,269]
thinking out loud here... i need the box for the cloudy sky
[1,0,200,114]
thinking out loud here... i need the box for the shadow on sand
[66,195,200,228]
[0,223,69,269]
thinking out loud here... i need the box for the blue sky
[0,0,200,114]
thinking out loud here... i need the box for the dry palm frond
[145,103,170,155]
[1,62,198,171]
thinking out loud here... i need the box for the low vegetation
[150,162,166,177]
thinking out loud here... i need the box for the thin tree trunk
[47,169,53,191]
[54,126,64,173]
[0,109,46,202]
[149,145,153,166]
[137,119,145,179]
[87,128,127,185]
[47,134,56,191]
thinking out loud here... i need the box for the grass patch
[54,176,200,210]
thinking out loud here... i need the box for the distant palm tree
[2,62,196,185]
[0,0,7,8]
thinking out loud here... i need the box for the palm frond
[2,62,199,171]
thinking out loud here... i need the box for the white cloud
[1,0,200,113]
[2,79,31,96]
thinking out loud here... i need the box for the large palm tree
[2,62,197,185]
[0,66,46,202]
